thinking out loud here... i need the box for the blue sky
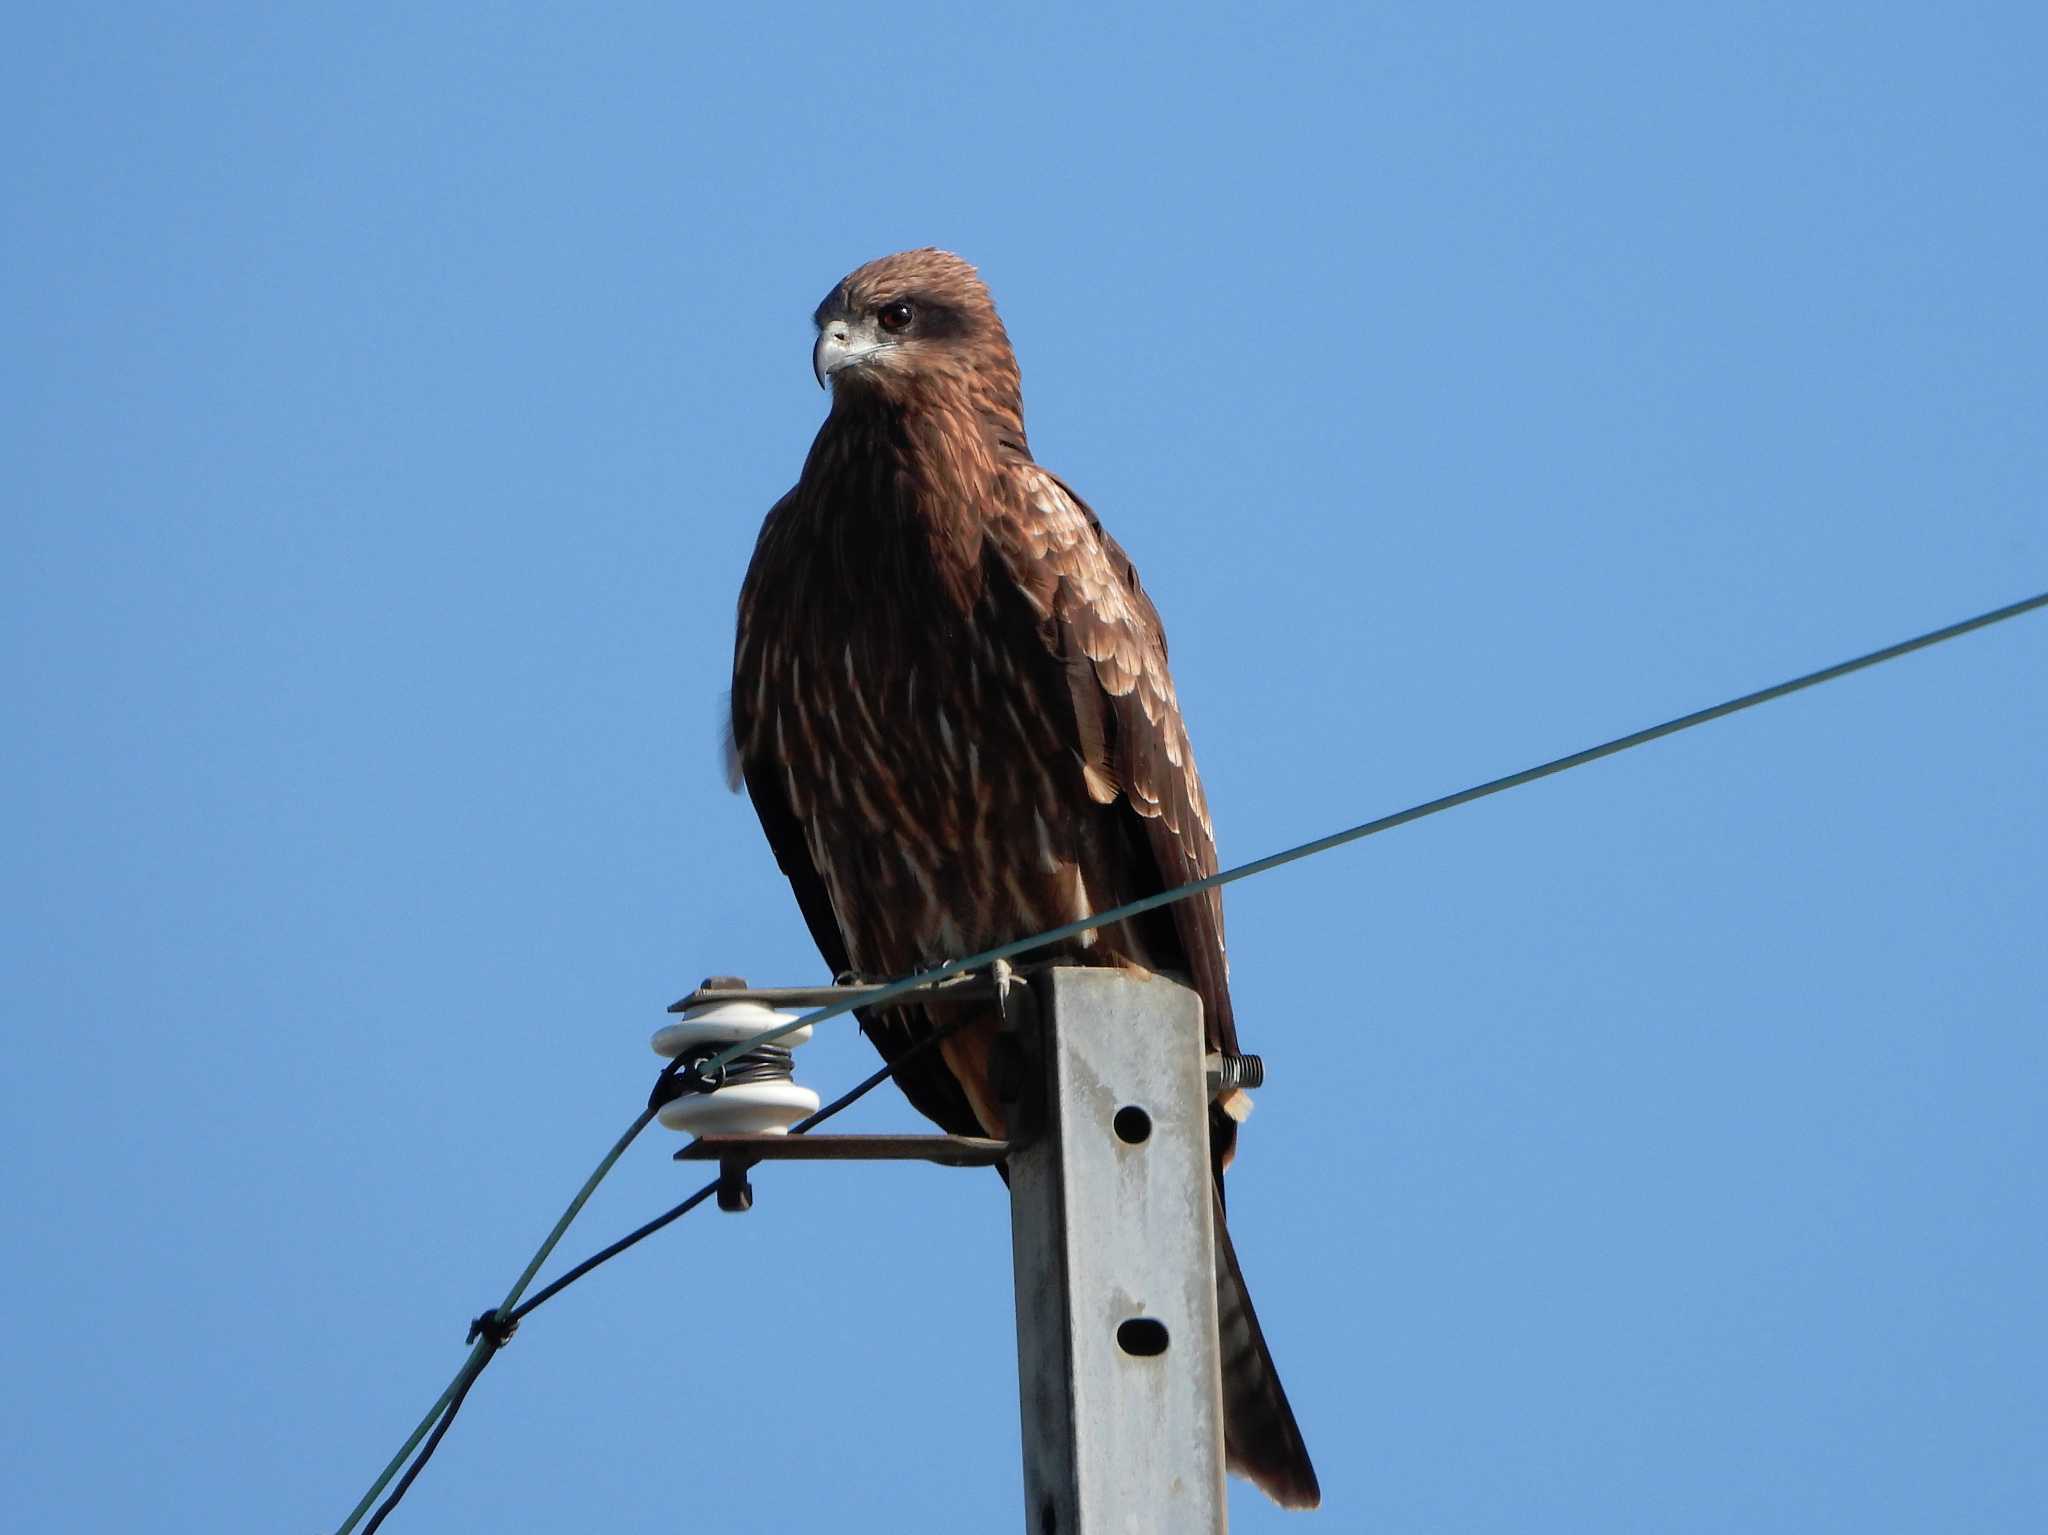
[5,5,2044,1531]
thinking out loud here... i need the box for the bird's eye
[877,301,914,333]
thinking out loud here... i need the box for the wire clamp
[678,1056,727,1094]
[465,1308,517,1350]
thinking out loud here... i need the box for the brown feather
[731,249,1315,1508]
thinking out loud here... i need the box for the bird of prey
[730,248,1318,1509]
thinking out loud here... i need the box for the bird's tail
[1215,1194,1321,1509]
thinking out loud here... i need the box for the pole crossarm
[674,1132,1011,1165]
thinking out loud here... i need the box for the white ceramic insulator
[650,998,814,1056]
[651,997,818,1136]
[656,1080,820,1136]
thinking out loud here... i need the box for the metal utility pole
[670,964,1231,1531]
[1007,967,1227,1534]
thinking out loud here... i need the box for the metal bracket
[674,1132,1011,1212]
[666,971,1016,1015]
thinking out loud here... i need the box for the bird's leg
[990,957,1014,1020]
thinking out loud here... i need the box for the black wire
[359,1010,980,1530]
[671,1042,797,1091]
[361,1350,487,1535]
[795,1013,975,1133]
[508,1181,719,1324]
[511,1010,974,1325]
[346,585,2048,1529]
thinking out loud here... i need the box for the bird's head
[810,249,1023,431]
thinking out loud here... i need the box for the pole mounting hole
[1116,1318,1170,1357]
[1112,1105,1152,1144]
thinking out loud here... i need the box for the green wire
[333,584,2044,1532]
[334,1108,660,1535]
[334,1347,485,1535]
[687,586,2048,1071]
[495,1108,660,1312]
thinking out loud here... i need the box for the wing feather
[990,469,1240,1060]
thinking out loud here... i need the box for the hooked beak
[812,319,893,389]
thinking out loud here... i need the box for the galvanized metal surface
[666,972,1010,1014]
[1008,968,1227,1535]
[673,1132,1009,1166]
[676,1131,1011,1213]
